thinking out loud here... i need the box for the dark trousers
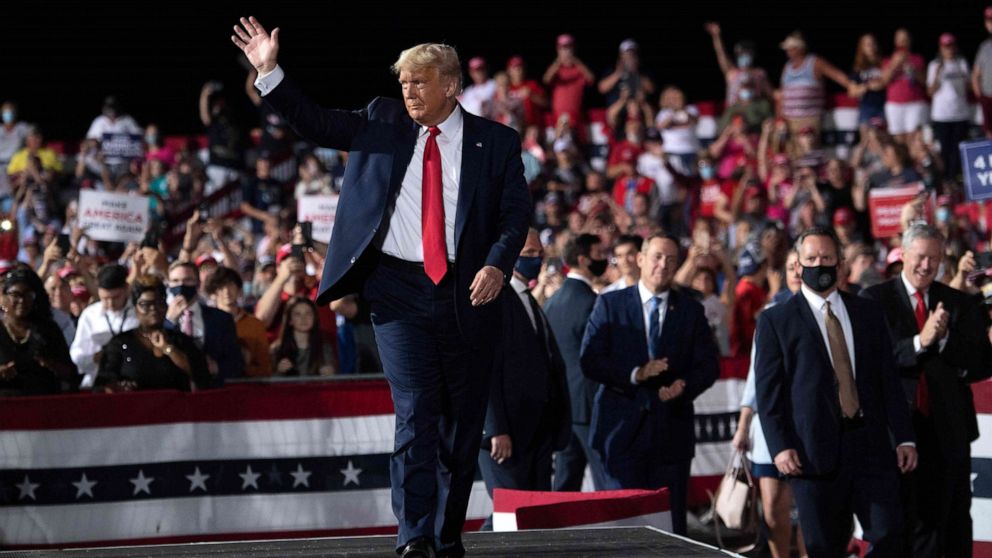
[901,412,973,558]
[931,119,969,181]
[790,428,903,558]
[599,452,691,536]
[365,261,491,557]
[477,412,557,530]
[552,423,608,492]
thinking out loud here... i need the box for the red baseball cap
[276,243,293,265]
[0,260,13,275]
[468,56,486,71]
[194,254,217,268]
[939,33,956,46]
[557,34,575,47]
[507,56,525,69]
[833,207,855,226]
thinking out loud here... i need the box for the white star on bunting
[16,475,39,501]
[340,460,363,487]
[239,465,261,490]
[186,467,210,492]
[72,473,97,499]
[129,470,154,496]
[290,463,312,488]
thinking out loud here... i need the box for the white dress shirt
[799,285,856,377]
[631,281,669,384]
[900,272,948,354]
[70,301,139,389]
[510,276,536,330]
[458,79,496,117]
[177,300,206,347]
[256,65,461,263]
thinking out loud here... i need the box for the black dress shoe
[400,537,436,558]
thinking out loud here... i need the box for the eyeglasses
[135,299,166,312]
[4,289,35,301]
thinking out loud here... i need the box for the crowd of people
[3,10,992,557]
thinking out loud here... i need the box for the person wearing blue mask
[477,229,571,529]
[0,101,29,203]
[704,22,773,107]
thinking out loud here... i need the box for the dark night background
[4,0,991,142]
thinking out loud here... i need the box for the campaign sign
[297,195,339,244]
[78,190,150,243]
[100,133,144,161]
[867,182,932,239]
[960,139,992,201]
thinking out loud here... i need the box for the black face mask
[168,285,198,302]
[801,264,838,292]
[588,258,608,277]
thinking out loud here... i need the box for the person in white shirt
[70,264,138,389]
[458,57,496,117]
[0,101,29,200]
[927,33,971,180]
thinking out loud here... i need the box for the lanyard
[104,307,129,338]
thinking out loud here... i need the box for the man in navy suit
[544,233,609,491]
[478,230,571,527]
[580,234,719,535]
[232,18,530,558]
[165,261,244,382]
[755,227,916,557]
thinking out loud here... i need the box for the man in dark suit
[478,230,571,527]
[232,18,530,558]
[580,234,720,535]
[755,227,917,557]
[861,224,992,557]
[165,261,244,382]
[545,233,609,492]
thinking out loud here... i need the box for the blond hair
[392,43,462,93]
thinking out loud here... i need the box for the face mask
[588,258,609,277]
[700,166,715,180]
[167,285,198,304]
[739,89,753,102]
[1,110,14,124]
[801,264,838,292]
[514,256,543,281]
[936,207,950,223]
[737,54,753,68]
[145,134,157,145]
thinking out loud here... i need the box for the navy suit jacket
[580,285,719,463]
[263,77,531,345]
[754,290,914,476]
[861,279,992,460]
[544,277,598,425]
[482,289,571,453]
[166,304,244,381]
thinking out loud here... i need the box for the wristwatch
[163,345,174,356]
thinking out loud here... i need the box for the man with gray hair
[861,223,992,556]
[232,17,530,558]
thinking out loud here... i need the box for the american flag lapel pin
[475,142,482,147]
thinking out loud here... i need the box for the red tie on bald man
[422,126,447,284]
[913,290,930,416]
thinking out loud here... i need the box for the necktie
[422,126,447,284]
[913,291,931,416]
[648,296,662,360]
[824,301,859,418]
[527,293,550,362]
[181,309,194,337]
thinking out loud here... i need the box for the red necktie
[422,126,447,284]
[181,309,194,337]
[913,290,930,416]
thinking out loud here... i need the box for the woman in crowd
[271,296,336,377]
[880,28,929,143]
[732,249,806,558]
[205,266,272,377]
[850,34,887,125]
[0,266,76,396]
[927,33,971,182]
[704,22,774,107]
[96,275,209,392]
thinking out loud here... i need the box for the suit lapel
[893,277,919,329]
[455,110,483,252]
[627,286,649,362]
[658,288,681,357]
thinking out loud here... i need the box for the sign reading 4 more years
[77,190,150,243]
[960,139,992,201]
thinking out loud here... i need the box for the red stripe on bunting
[0,381,395,430]
[974,379,992,414]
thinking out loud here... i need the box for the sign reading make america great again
[78,190,150,243]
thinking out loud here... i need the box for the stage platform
[1,527,739,557]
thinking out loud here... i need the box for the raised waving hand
[231,16,280,75]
